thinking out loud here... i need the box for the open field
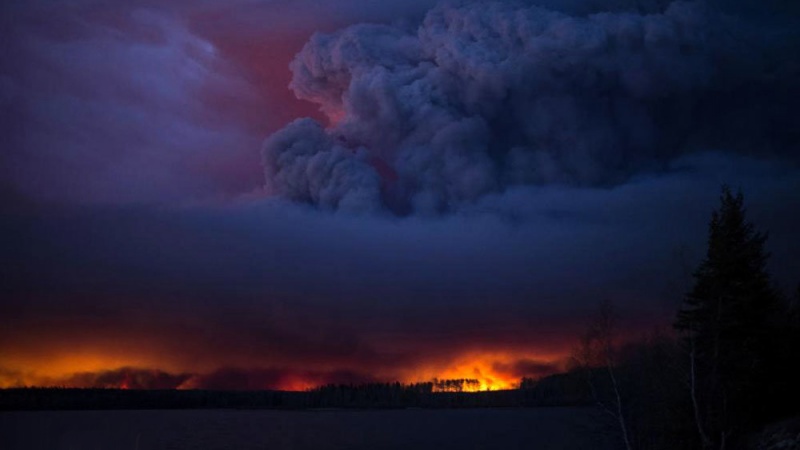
[0,407,618,450]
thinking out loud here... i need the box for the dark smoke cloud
[492,359,561,379]
[2,151,799,388]
[264,0,800,214]
[264,119,383,213]
[2,0,799,390]
[0,0,455,207]
[64,367,192,390]
[22,366,378,390]
[181,367,378,390]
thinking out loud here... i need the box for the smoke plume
[263,0,799,214]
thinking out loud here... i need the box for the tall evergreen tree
[675,186,780,448]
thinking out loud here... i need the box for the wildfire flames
[0,349,561,391]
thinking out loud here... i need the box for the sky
[1,0,799,391]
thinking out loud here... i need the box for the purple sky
[1,0,799,390]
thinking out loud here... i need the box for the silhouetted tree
[674,186,782,449]
[575,300,634,450]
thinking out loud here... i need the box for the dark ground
[0,407,619,450]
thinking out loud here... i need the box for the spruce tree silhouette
[675,186,780,449]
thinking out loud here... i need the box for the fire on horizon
[0,317,571,390]
[1,0,799,394]
[0,343,568,391]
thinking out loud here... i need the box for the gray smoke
[263,0,799,214]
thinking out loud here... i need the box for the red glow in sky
[3,0,799,395]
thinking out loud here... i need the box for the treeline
[572,187,800,450]
[431,378,480,392]
[0,375,592,410]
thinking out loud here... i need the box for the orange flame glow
[0,345,564,391]
[400,351,563,392]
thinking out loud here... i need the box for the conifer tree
[675,186,780,448]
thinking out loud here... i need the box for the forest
[0,371,592,411]
[567,187,800,450]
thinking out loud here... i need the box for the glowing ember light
[402,351,563,392]
[0,343,565,391]
[276,379,317,392]
[430,378,484,392]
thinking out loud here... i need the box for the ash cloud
[264,0,800,214]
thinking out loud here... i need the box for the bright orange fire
[400,351,563,392]
[0,346,563,391]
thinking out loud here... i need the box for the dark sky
[1,0,799,390]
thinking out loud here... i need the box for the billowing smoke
[263,0,799,214]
